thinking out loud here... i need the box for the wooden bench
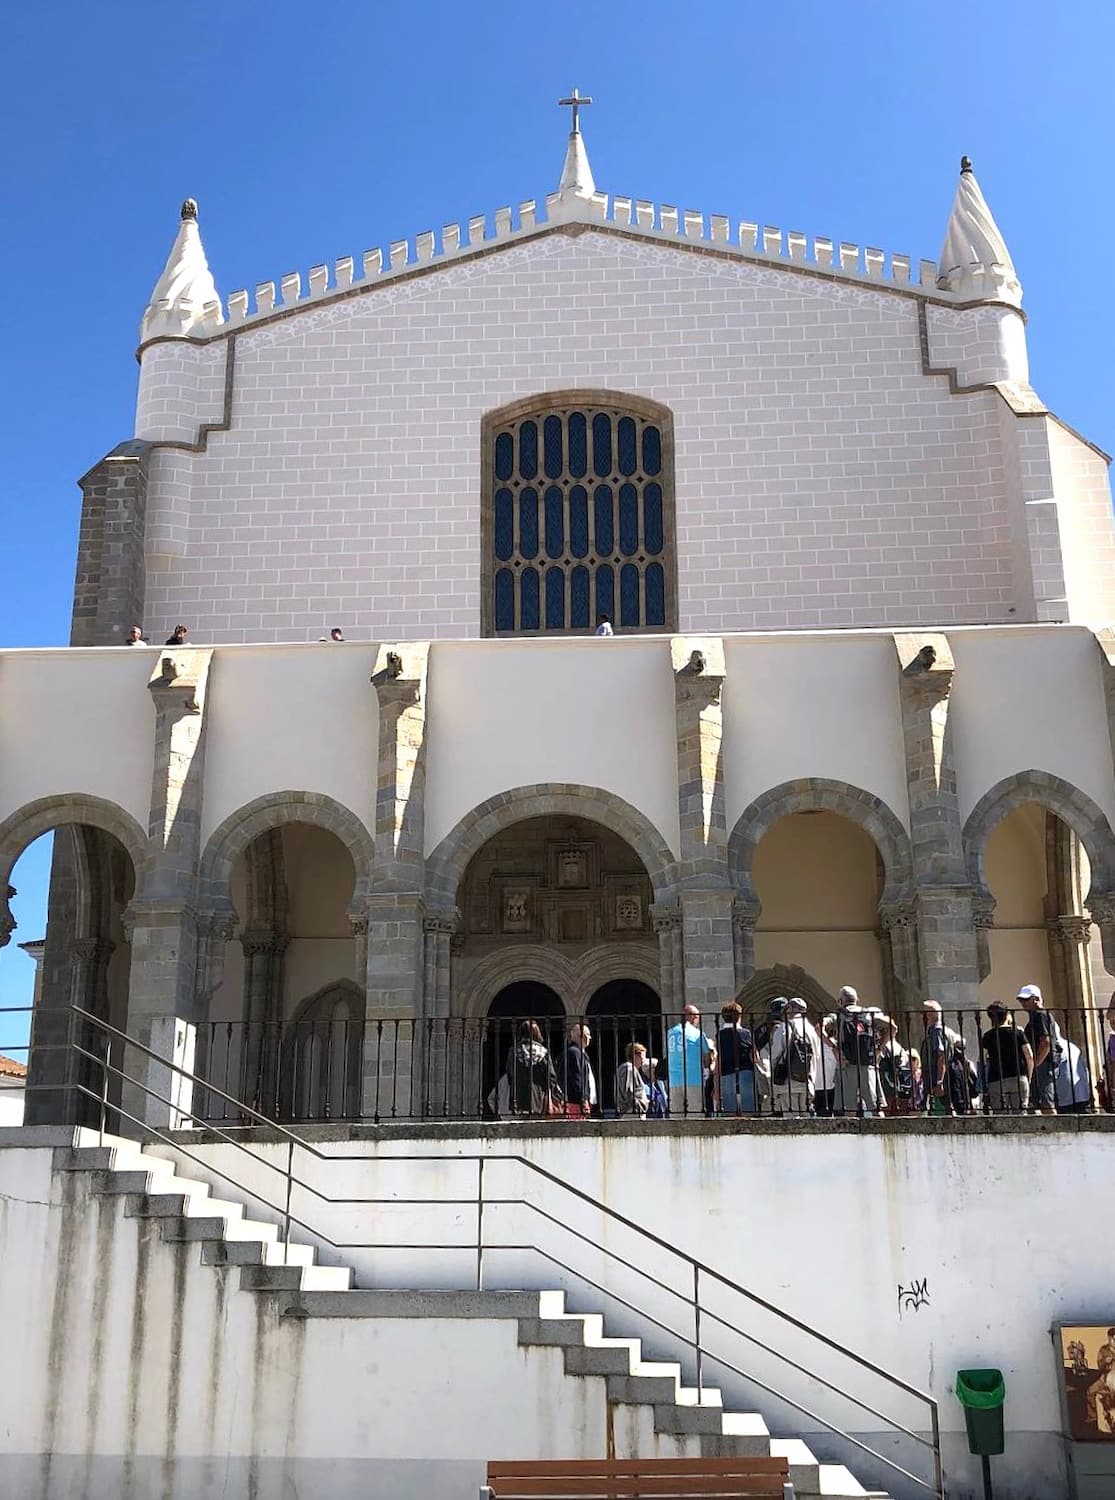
[481,1455,794,1498]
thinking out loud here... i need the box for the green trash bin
[956,1368,1006,1457]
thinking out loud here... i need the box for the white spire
[936,157,1022,307]
[556,88,596,200]
[140,199,224,343]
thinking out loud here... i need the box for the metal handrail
[61,1004,943,1497]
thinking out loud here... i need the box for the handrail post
[283,1140,294,1245]
[693,1263,702,1399]
[930,1400,943,1499]
[476,1157,485,1292]
[98,1033,111,1149]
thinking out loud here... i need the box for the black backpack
[773,1024,814,1085]
[840,1012,875,1066]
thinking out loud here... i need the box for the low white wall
[139,1119,1113,1499]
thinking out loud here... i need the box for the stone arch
[197,791,376,912]
[425,784,679,907]
[728,778,914,908]
[962,771,1115,899]
[735,964,836,1021]
[454,941,662,1021]
[0,794,148,945]
[280,978,365,1122]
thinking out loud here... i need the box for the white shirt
[594,621,614,636]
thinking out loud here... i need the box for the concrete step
[651,1402,728,1437]
[93,1168,201,1198]
[157,1214,280,1244]
[124,1190,246,1222]
[699,1411,772,1457]
[202,1238,316,1269]
[240,1264,354,1293]
[564,1340,642,1377]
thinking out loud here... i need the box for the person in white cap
[1017,984,1058,1114]
[768,997,821,1115]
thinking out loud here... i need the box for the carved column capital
[1088,891,1115,926]
[650,901,682,935]
[1046,913,1093,947]
[422,907,460,937]
[877,900,919,935]
[732,895,761,934]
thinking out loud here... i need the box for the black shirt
[981,1025,1028,1081]
[718,1023,754,1075]
[1024,1009,1054,1062]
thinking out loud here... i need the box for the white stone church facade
[4,112,1115,1500]
[6,119,1115,1121]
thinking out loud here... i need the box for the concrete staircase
[55,1132,891,1500]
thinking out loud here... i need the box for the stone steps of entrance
[61,1132,894,1499]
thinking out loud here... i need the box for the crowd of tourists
[490,985,1115,1119]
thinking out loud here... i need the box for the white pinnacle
[140,200,224,343]
[936,157,1022,307]
[556,87,596,200]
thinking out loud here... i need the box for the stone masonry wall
[136,233,1026,642]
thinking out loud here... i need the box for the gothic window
[482,393,677,636]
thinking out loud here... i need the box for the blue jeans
[720,1071,756,1116]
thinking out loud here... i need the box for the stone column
[362,645,431,1116]
[893,634,981,1017]
[70,440,151,649]
[731,896,760,989]
[122,648,213,1128]
[422,907,459,1113]
[671,637,737,1013]
[651,902,683,1012]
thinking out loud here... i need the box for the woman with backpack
[767,997,820,1116]
[504,1020,562,1116]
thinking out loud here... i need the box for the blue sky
[1,1,1113,1017]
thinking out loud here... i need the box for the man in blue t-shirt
[666,1004,716,1117]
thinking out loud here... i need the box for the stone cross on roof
[557,88,592,134]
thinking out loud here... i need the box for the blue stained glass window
[592,413,612,477]
[644,483,663,555]
[494,568,515,631]
[518,488,538,559]
[570,565,590,628]
[617,417,638,476]
[545,486,564,559]
[543,415,563,479]
[645,563,666,626]
[494,488,514,561]
[494,431,514,482]
[620,563,640,627]
[595,564,615,623]
[619,483,639,557]
[519,420,538,480]
[642,424,662,476]
[545,567,565,629]
[520,567,540,630]
[569,486,589,558]
[568,412,587,478]
[594,485,614,556]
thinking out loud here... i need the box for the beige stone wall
[752,812,884,1002]
[980,804,1053,1003]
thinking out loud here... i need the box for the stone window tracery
[482,393,677,636]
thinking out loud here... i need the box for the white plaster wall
[0,1145,610,1500]
[143,1124,1115,1499]
[138,234,1026,643]
[1046,419,1115,624]
[200,645,379,847]
[949,627,1115,825]
[0,649,155,832]
[721,634,910,831]
[0,1081,24,1124]
[424,638,681,857]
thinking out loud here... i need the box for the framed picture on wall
[1056,1324,1115,1441]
